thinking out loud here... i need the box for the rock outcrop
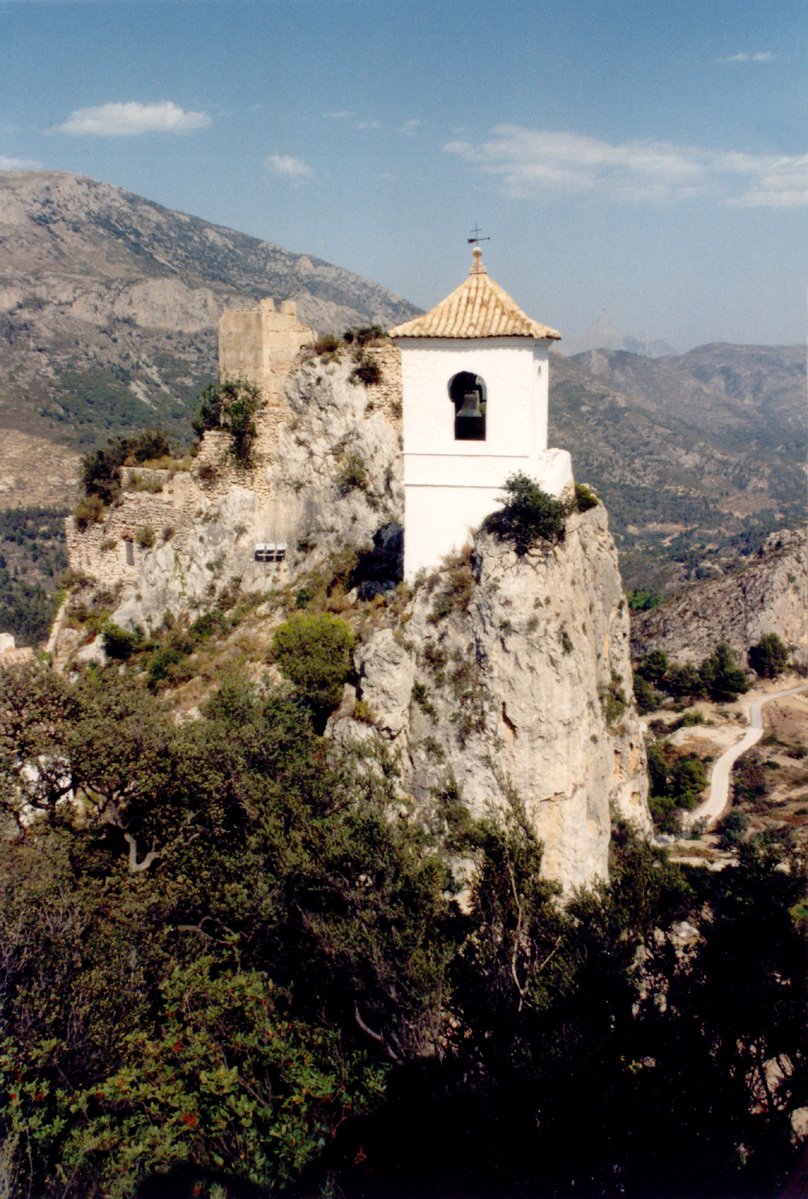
[60,344,402,644]
[56,321,650,891]
[335,505,650,892]
[631,528,808,667]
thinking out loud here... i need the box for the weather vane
[467,225,491,246]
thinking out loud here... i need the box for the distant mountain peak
[559,315,678,358]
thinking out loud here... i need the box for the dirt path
[683,682,808,829]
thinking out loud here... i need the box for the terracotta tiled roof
[389,247,561,341]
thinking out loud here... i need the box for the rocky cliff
[336,506,650,892]
[56,337,649,891]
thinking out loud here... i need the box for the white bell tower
[390,247,573,579]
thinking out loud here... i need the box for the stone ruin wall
[65,298,403,590]
[357,342,402,431]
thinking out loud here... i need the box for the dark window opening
[449,371,487,441]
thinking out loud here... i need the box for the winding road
[683,682,808,830]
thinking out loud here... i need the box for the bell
[457,387,483,420]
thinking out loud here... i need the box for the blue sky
[1,0,806,349]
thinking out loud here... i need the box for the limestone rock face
[335,504,650,893]
[271,354,403,571]
[56,352,403,651]
[355,629,414,738]
[56,346,650,892]
[631,528,808,668]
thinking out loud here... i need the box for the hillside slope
[0,170,417,452]
[630,527,808,666]
[549,344,806,590]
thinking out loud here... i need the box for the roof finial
[470,245,486,274]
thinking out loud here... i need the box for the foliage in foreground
[0,663,806,1199]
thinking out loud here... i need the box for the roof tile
[389,247,561,341]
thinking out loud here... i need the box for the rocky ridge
[0,170,417,452]
[54,342,649,891]
[630,527,808,667]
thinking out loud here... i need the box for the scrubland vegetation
[1,658,805,1199]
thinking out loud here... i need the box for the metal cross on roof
[467,225,491,246]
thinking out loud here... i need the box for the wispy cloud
[0,154,43,170]
[444,125,808,208]
[266,154,313,181]
[719,51,775,63]
[322,110,381,131]
[53,101,212,137]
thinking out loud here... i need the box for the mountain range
[0,170,804,614]
[0,169,416,491]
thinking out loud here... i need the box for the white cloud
[402,118,423,129]
[266,154,313,181]
[719,51,775,62]
[353,119,381,130]
[54,101,212,137]
[444,125,808,208]
[0,155,43,170]
[324,110,352,120]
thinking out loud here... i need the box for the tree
[636,648,669,685]
[271,613,355,724]
[748,633,789,679]
[484,473,566,555]
[193,377,263,467]
[700,642,750,702]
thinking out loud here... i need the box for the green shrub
[272,613,355,719]
[101,621,141,660]
[717,809,750,850]
[429,553,475,623]
[312,333,342,358]
[135,526,155,549]
[633,673,661,713]
[647,740,708,823]
[343,324,386,346]
[336,451,368,495]
[193,377,262,467]
[627,588,663,611]
[699,642,750,702]
[635,649,669,685]
[73,493,107,531]
[748,633,789,679]
[80,429,173,505]
[146,645,184,689]
[350,354,382,387]
[601,675,627,724]
[484,473,565,555]
[574,482,599,512]
[127,429,171,463]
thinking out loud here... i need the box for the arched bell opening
[449,371,487,441]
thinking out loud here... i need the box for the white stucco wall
[400,337,550,465]
[398,336,571,577]
[403,449,573,578]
